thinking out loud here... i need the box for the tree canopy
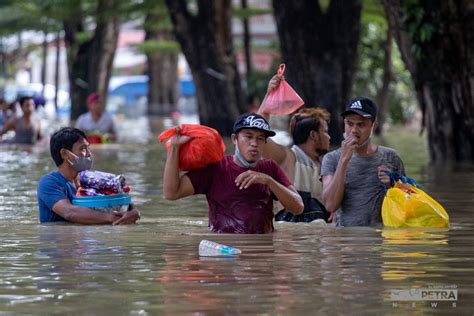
[0,0,472,162]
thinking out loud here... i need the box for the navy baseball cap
[233,113,276,137]
[341,97,377,118]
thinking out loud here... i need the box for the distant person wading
[0,96,41,144]
[75,92,117,143]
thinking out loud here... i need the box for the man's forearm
[61,206,116,224]
[268,180,303,215]
[163,144,181,200]
[322,160,350,212]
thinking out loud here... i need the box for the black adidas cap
[341,96,377,118]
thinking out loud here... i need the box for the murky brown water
[1,122,474,314]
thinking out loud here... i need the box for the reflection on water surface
[1,133,473,314]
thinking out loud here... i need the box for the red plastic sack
[159,124,226,171]
[259,64,304,115]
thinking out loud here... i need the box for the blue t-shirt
[37,171,77,223]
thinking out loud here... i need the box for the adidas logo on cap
[341,97,377,118]
[350,100,363,109]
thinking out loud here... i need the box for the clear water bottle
[198,240,242,257]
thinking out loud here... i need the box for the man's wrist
[127,204,141,218]
[108,213,117,224]
[130,209,141,219]
[265,177,276,189]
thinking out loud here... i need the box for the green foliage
[76,31,94,45]
[375,124,429,175]
[402,0,435,60]
[136,0,172,32]
[0,0,138,37]
[138,39,180,55]
[353,18,387,96]
[246,71,272,100]
[144,19,173,32]
[0,2,52,34]
[232,7,272,19]
[362,0,385,19]
[246,57,282,100]
[354,2,417,126]
[318,0,330,13]
[232,0,280,98]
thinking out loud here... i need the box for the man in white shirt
[75,92,117,143]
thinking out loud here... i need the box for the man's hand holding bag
[382,180,449,228]
[259,64,304,115]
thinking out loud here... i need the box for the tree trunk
[144,14,178,116]
[383,0,474,162]
[0,38,5,79]
[0,39,6,82]
[241,0,252,84]
[272,0,362,144]
[54,31,61,112]
[17,33,22,55]
[41,31,48,97]
[165,0,245,136]
[64,0,119,122]
[375,26,393,136]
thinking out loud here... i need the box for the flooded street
[1,122,473,314]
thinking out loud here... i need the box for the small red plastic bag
[159,124,226,171]
[260,64,304,115]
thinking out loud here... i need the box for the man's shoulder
[326,148,342,156]
[98,112,114,123]
[39,171,59,182]
[377,145,401,157]
[77,112,91,120]
[187,156,228,175]
[322,148,341,163]
[38,171,65,187]
[76,112,91,125]
[378,145,398,153]
[215,155,233,168]
[258,158,282,170]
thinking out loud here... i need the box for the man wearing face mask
[162,113,303,234]
[320,97,405,227]
[37,127,140,224]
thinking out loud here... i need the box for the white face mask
[234,145,257,169]
[343,123,375,148]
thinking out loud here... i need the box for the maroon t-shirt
[186,155,292,234]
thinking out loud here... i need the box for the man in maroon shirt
[163,113,304,234]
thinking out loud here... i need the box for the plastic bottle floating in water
[198,240,242,257]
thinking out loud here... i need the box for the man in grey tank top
[320,97,405,227]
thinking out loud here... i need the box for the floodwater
[1,119,474,315]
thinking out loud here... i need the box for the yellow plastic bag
[382,181,449,228]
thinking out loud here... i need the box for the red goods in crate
[87,134,103,144]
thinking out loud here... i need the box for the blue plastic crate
[72,193,131,212]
